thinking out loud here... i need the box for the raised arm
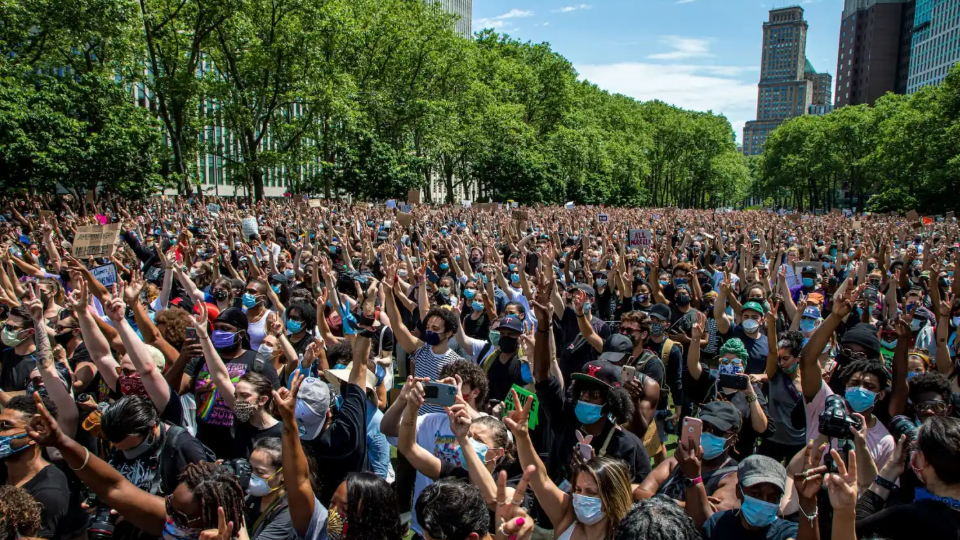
[23,284,77,439]
[274,375,316,539]
[69,278,120,389]
[397,387,442,479]
[192,303,237,409]
[383,265,424,354]
[764,300,780,380]
[887,319,911,418]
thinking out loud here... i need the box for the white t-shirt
[804,382,895,470]
[711,270,740,293]
[403,412,463,536]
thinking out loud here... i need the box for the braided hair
[179,462,245,529]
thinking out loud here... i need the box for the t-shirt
[767,370,806,447]
[244,497,294,540]
[295,497,329,540]
[720,326,769,374]
[411,345,464,415]
[302,382,368,506]
[402,411,461,536]
[469,340,526,403]
[0,347,37,392]
[702,511,797,540]
[70,343,110,403]
[803,382,895,470]
[462,312,491,341]
[21,464,89,540]
[855,496,960,539]
[234,420,284,461]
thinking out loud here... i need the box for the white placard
[629,229,653,248]
[90,263,117,288]
[241,217,259,239]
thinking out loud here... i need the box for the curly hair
[424,306,459,335]
[0,485,42,540]
[621,311,652,336]
[569,379,634,425]
[840,358,889,393]
[345,472,403,540]
[440,359,489,406]
[179,462,245,530]
[777,330,805,358]
[154,308,192,350]
[909,372,952,404]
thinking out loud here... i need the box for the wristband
[683,476,702,488]
[874,475,899,492]
[745,394,758,403]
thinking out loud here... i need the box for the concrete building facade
[907,0,960,93]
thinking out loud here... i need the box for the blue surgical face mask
[463,289,477,300]
[799,319,817,333]
[520,362,533,383]
[845,386,877,413]
[286,319,304,334]
[741,319,760,333]
[284,269,295,279]
[582,301,592,313]
[271,284,281,294]
[739,489,781,527]
[472,300,484,312]
[574,401,603,425]
[911,318,923,332]
[700,432,728,460]
[880,339,897,349]
[489,330,501,347]
[242,293,259,308]
[0,433,29,459]
[440,263,450,271]
[802,277,815,288]
[572,494,605,525]
[510,273,520,284]
[457,438,490,471]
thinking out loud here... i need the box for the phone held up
[682,417,703,449]
[422,381,458,407]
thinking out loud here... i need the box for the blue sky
[472,0,843,142]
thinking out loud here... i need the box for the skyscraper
[835,0,914,108]
[430,0,473,37]
[805,59,834,114]
[907,0,960,93]
[743,7,813,156]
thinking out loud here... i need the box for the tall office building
[907,0,960,93]
[835,0,914,108]
[743,7,814,156]
[805,59,834,114]
[430,0,473,37]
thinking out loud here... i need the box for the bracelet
[745,394,758,403]
[798,502,818,525]
[576,313,585,318]
[683,476,703,488]
[70,447,90,472]
[874,475,899,492]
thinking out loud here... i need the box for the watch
[683,476,703,488]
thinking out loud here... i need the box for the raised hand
[502,388,533,437]
[22,282,45,322]
[794,440,829,501]
[825,448,858,512]
[26,391,65,447]
[272,372,304,422]
[493,468,535,540]
[198,507,234,540]
[125,269,145,305]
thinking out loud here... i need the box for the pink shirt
[804,381,895,470]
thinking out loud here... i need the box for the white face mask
[247,469,281,497]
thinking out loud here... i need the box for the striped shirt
[412,345,465,415]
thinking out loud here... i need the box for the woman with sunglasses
[24,392,247,540]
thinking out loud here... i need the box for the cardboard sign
[397,212,413,228]
[400,204,412,213]
[788,214,800,223]
[386,199,397,209]
[853,220,862,231]
[462,200,472,208]
[907,210,919,222]
[207,203,221,215]
[72,224,120,258]
[292,194,304,203]
[308,199,322,208]
[629,229,653,248]
[598,213,609,223]
[241,217,259,239]
[90,263,117,288]
[514,210,529,221]
[407,190,422,204]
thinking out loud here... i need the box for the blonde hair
[142,343,166,371]
[575,456,633,538]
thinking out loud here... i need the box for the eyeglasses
[2,324,24,332]
[165,495,203,527]
[620,327,640,334]
[916,400,947,414]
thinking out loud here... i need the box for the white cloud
[476,9,534,29]
[576,62,758,142]
[647,36,713,60]
[552,4,592,13]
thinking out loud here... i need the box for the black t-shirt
[723,385,775,457]
[22,464,89,540]
[646,339,683,407]
[70,343,111,402]
[559,334,599,387]
[681,364,718,409]
[856,495,960,539]
[484,350,526,403]
[234,420,285,461]
[702,511,797,540]
[558,307,610,351]
[462,312,491,341]
[0,347,37,392]
[302,382,368,506]
[535,375,651,484]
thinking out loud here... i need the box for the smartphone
[682,417,703,449]
[718,373,749,391]
[185,327,198,341]
[422,382,457,407]
[621,365,636,383]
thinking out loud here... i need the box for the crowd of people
[0,195,959,540]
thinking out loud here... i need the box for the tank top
[247,310,272,351]
[658,457,739,501]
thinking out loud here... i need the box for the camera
[87,505,117,540]
[221,458,252,492]
[888,415,919,443]
[819,394,863,440]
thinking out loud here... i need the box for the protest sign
[292,195,304,203]
[397,212,414,228]
[503,385,539,430]
[598,213,609,223]
[788,214,801,223]
[462,200,472,208]
[906,210,919,222]
[308,199,322,208]
[511,202,518,208]
[853,219,862,231]
[241,217,259,239]
[407,190,422,204]
[90,264,117,288]
[207,203,221,215]
[72,224,121,258]
[386,199,397,209]
[400,204,412,213]
[514,210,529,221]
[629,229,653,248]
[564,201,575,209]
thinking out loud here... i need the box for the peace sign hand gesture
[273,372,304,422]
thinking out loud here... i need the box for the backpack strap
[660,338,681,365]
[479,343,499,374]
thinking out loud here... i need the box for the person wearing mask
[243,280,277,351]
[715,279,770,375]
[855,416,960,539]
[759,321,807,464]
[645,303,683,438]
[183,306,280,458]
[455,314,528,403]
[99,395,210,540]
[244,437,295,540]
[283,301,316,358]
[326,472,403,540]
[536,358,651,488]
[460,279,493,340]
[380,360,490,538]
[554,284,611,374]
[638,401,740,509]
[613,496,701,540]
[504,389,634,540]
[210,277,236,313]
[384,265,465,414]
[1,306,38,393]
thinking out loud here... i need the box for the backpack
[159,423,217,494]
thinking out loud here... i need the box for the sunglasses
[165,495,204,527]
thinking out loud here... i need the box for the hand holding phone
[575,430,594,460]
[422,381,457,407]
[621,365,636,383]
[682,417,703,449]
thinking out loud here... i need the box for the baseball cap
[801,306,821,320]
[738,455,787,494]
[215,307,248,332]
[649,304,671,321]
[742,301,765,316]
[572,360,623,389]
[698,401,742,433]
[270,273,288,284]
[801,265,819,275]
[576,284,596,298]
[294,377,331,440]
[600,334,633,364]
[497,315,524,334]
[323,363,378,393]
